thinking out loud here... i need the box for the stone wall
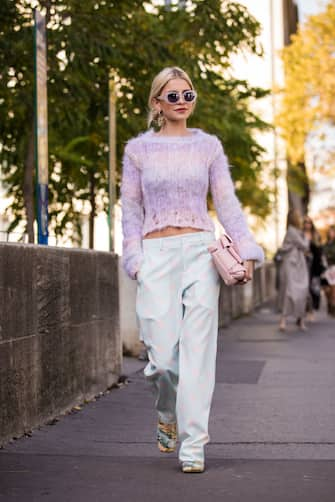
[0,243,121,446]
[218,261,276,328]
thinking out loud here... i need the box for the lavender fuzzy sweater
[121,128,264,279]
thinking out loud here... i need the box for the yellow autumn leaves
[276,1,335,165]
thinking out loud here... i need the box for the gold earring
[158,110,164,127]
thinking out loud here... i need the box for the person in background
[302,216,325,320]
[278,209,309,332]
[322,225,335,316]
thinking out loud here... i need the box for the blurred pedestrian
[278,209,309,331]
[302,216,325,320]
[322,225,335,316]
[121,66,264,473]
[273,247,284,294]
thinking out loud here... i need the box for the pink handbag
[207,233,247,286]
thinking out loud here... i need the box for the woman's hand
[237,260,254,285]
[245,260,255,282]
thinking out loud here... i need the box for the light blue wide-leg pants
[135,231,220,464]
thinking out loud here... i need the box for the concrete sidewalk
[1,304,335,501]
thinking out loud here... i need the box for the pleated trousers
[136,230,220,464]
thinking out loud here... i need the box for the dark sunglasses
[156,89,197,104]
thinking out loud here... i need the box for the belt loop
[159,237,163,251]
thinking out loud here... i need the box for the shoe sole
[158,441,176,453]
[182,466,205,473]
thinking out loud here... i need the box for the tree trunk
[24,126,35,243]
[89,170,95,249]
[287,160,310,216]
[41,0,52,23]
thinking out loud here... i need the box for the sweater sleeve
[121,144,144,279]
[209,138,264,264]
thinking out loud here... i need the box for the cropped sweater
[121,128,264,279]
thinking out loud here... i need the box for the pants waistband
[142,231,215,250]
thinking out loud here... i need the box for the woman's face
[328,228,335,241]
[154,78,195,124]
[303,219,313,231]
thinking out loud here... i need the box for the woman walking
[302,216,324,319]
[322,225,335,316]
[278,209,309,331]
[121,67,264,473]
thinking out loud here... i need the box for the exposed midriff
[143,226,204,239]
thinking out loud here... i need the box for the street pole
[34,9,49,245]
[108,75,117,253]
[269,0,280,249]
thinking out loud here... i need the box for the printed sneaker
[157,421,177,453]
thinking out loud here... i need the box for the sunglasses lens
[184,91,195,102]
[167,92,179,103]
[164,90,196,103]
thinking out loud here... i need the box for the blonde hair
[147,67,195,128]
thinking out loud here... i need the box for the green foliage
[0,0,271,243]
